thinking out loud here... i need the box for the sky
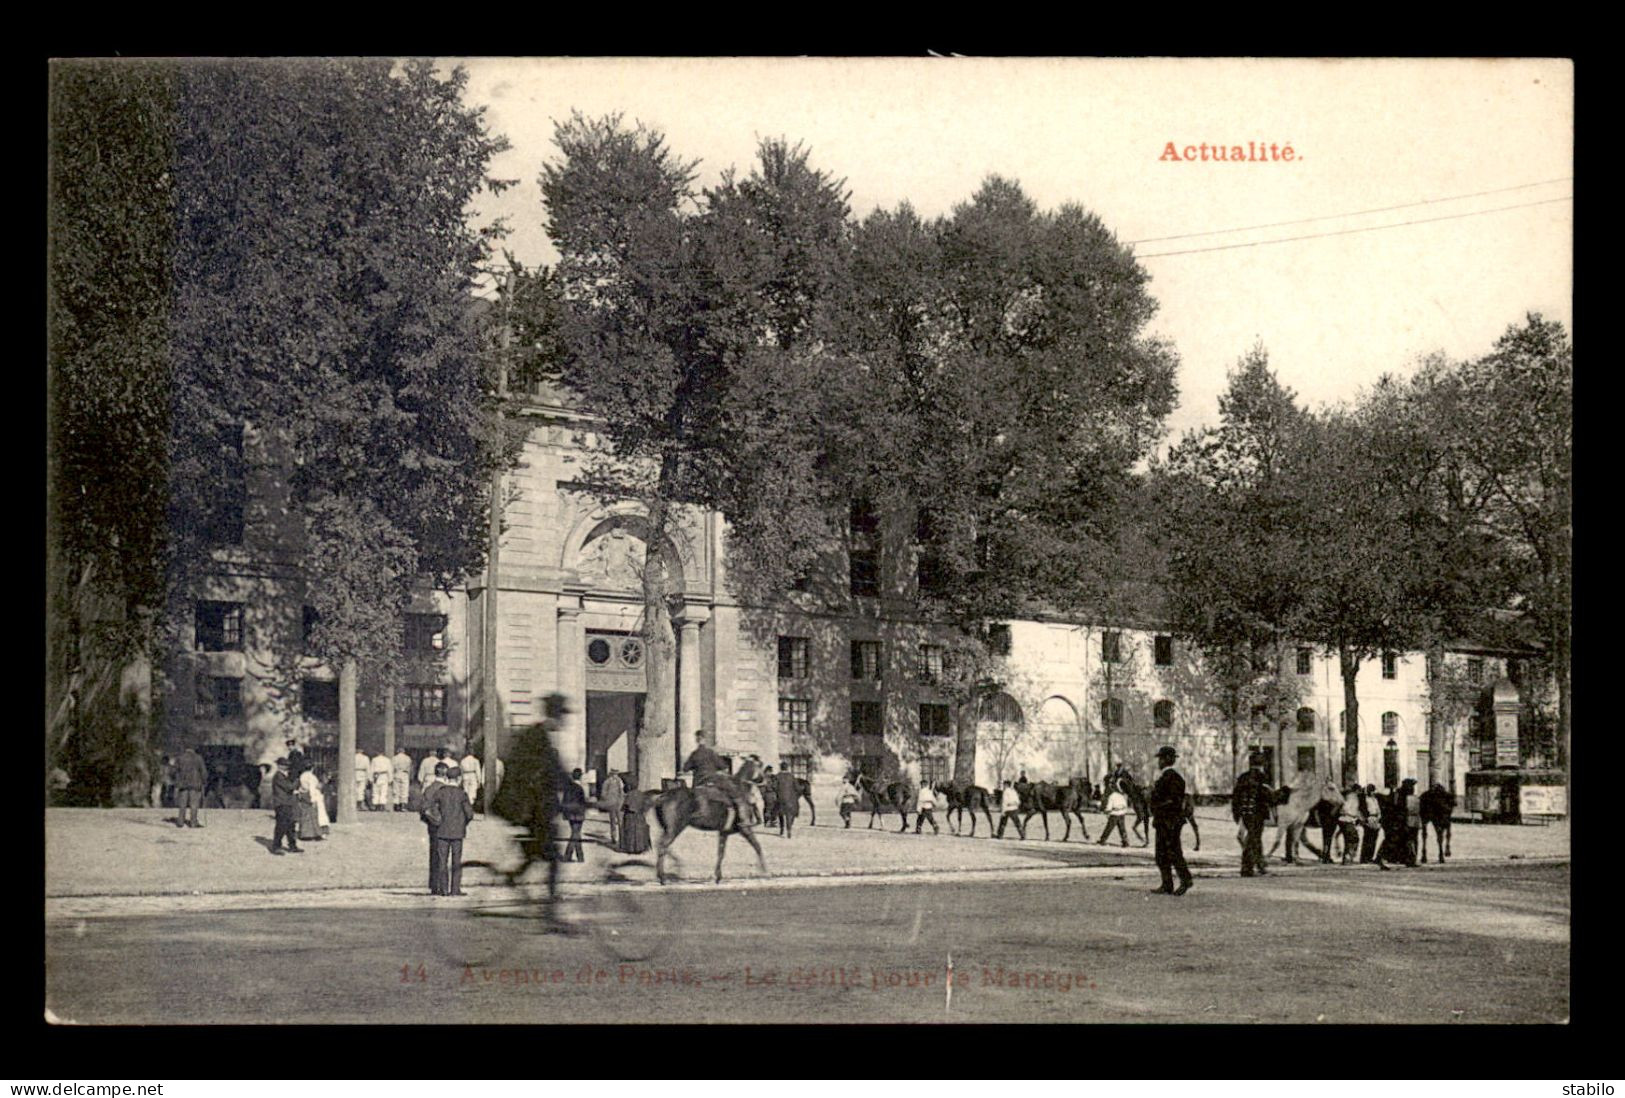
[451,57,1573,441]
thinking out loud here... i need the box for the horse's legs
[1420,825,1429,864]
[803,793,816,828]
[656,815,684,884]
[896,804,909,834]
[1060,808,1072,843]
[981,806,995,837]
[713,830,728,884]
[1071,808,1090,842]
[737,823,768,873]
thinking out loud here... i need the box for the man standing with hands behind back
[1231,751,1274,877]
[1150,745,1193,896]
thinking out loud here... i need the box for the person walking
[1231,751,1274,877]
[914,781,940,835]
[460,749,483,812]
[297,765,328,842]
[996,780,1026,839]
[839,777,859,829]
[1335,783,1362,865]
[421,763,450,894]
[1097,782,1131,847]
[1149,745,1193,895]
[369,752,393,812]
[1358,784,1382,864]
[600,770,625,849]
[353,750,370,812]
[1400,778,1422,867]
[561,768,589,862]
[736,755,765,825]
[435,766,475,896]
[175,746,208,829]
[392,748,413,812]
[269,758,302,855]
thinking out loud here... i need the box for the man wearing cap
[1231,751,1274,877]
[1149,746,1193,895]
[421,762,452,893]
[681,730,750,828]
[269,758,303,855]
[1335,783,1363,865]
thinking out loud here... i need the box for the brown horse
[1419,784,1455,863]
[855,772,914,832]
[1021,778,1093,842]
[652,785,768,884]
[937,782,997,837]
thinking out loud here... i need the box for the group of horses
[1266,779,1457,866]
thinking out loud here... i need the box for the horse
[1419,783,1455,863]
[1020,778,1093,842]
[652,783,768,884]
[1118,777,1200,850]
[855,772,914,832]
[1267,779,1344,864]
[771,771,803,838]
[937,782,997,837]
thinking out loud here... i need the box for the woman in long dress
[298,766,328,840]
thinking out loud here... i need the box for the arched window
[1382,712,1399,738]
[1100,698,1124,728]
[1297,707,1316,734]
[1153,700,1174,729]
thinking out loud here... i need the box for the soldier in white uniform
[418,748,445,790]
[369,752,394,811]
[460,750,482,809]
[354,751,371,811]
[391,748,412,812]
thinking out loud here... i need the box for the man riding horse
[682,729,752,830]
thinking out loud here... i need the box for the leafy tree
[50,60,513,810]
[1156,346,1312,782]
[537,116,855,780]
[1451,315,1571,779]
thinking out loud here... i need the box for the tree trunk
[382,682,396,760]
[1425,641,1447,789]
[1339,644,1360,787]
[335,657,358,824]
[952,704,977,786]
[639,501,678,784]
[111,633,154,806]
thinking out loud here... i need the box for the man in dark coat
[1149,745,1193,895]
[269,758,302,855]
[175,747,209,829]
[1231,750,1274,877]
[285,739,307,779]
[561,768,589,862]
[431,766,475,895]
[681,730,749,826]
[422,763,451,894]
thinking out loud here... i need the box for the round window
[586,638,612,665]
[619,637,644,667]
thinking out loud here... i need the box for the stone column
[675,604,711,760]
[556,602,586,773]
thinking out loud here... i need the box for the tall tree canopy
[49,59,514,806]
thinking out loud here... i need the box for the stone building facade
[158,389,1551,802]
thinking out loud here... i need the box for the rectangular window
[918,644,944,683]
[777,636,810,680]
[1467,657,1485,684]
[400,683,447,725]
[1154,634,1173,667]
[1102,630,1121,663]
[916,553,948,597]
[1296,646,1313,676]
[195,675,243,719]
[987,623,1012,657]
[849,498,880,537]
[780,753,813,781]
[301,605,320,645]
[850,640,883,680]
[404,613,447,653]
[1382,651,1398,679]
[920,756,951,786]
[195,601,244,652]
[849,549,880,598]
[1100,697,1124,728]
[1153,700,1174,729]
[1296,745,1316,776]
[778,698,810,738]
[302,678,340,722]
[206,423,246,546]
[851,700,883,738]
[920,702,951,738]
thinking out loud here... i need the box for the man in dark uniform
[269,758,302,855]
[1231,751,1274,877]
[1149,745,1193,895]
[175,746,209,828]
[285,739,307,779]
[681,729,749,827]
